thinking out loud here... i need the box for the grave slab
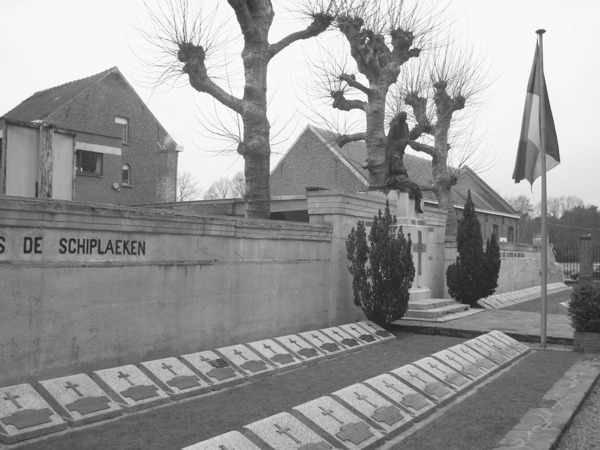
[140,357,211,400]
[0,383,67,444]
[182,430,261,450]
[412,357,473,393]
[92,364,170,412]
[488,330,530,354]
[246,339,303,372]
[216,344,275,379]
[275,334,327,365]
[390,365,456,406]
[363,374,436,421]
[464,339,511,368]
[320,326,364,352]
[447,344,499,374]
[292,396,385,450]
[298,331,346,358]
[431,350,487,384]
[476,334,520,358]
[181,350,246,390]
[37,374,123,427]
[331,383,412,438]
[338,324,379,346]
[354,321,395,342]
[244,411,337,450]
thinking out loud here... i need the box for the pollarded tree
[143,0,335,218]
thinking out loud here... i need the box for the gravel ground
[556,355,600,450]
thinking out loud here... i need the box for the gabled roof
[309,126,517,216]
[2,67,118,123]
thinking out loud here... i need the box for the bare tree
[543,196,584,219]
[506,195,534,217]
[204,177,233,200]
[229,171,247,198]
[177,171,202,201]
[143,0,335,218]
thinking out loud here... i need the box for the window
[76,150,102,175]
[507,226,515,242]
[492,224,499,237]
[115,117,129,144]
[122,164,131,185]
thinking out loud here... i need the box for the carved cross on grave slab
[299,331,345,358]
[339,324,378,345]
[181,430,261,450]
[292,396,385,449]
[465,340,509,366]
[479,335,519,357]
[140,357,210,400]
[38,374,123,426]
[92,365,169,412]
[355,321,394,340]
[181,350,245,390]
[413,357,471,392]
[246,339,302,372]
[320,326,362,351]
[0,383,67,444]
[489,330,530,354]
[449,344,498,372]
[274,334,326,364]
[433,350,485,381]
[391,365,456,405]
[243,412,332,450]
[215,345,275,379]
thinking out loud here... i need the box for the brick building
[270,125,520,242]
[1,67,179,205]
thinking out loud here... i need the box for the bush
[346,201,415,325]
[568,283,600,332]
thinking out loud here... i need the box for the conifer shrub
[446,191,501,306]
[346,201,415,325]
[568,283,600,332]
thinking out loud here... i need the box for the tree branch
[390,29,420,66]
[331,91,367,112]
[408,140,436,157]
[337,132,366,147]
[405,92,429,125]
[227,0,261,42]
[339,73,372,95]
[268,13,332,59]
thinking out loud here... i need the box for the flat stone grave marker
[244,411,336,450]
[320,326,364,352]
[275,334,327,365]
[299,330,346,358]
[140,357,211,400]
[0,383,67,444]
[181,350,245,390]
[363,373,436,420]
[476,334,520,358]
[447,344,499,373]
[431,350,487,384]
[293,396,385,450]
[331,383,412,438]
[390,365,456,406]
[338,324,379,346]
[216,344,275,379]
[413,357,472,393]
[246,339,303,372]
[487,330,530,355]
[92,364,170,412]
[464,339,511,368]
[182,430,261,450]
[37,374,123,427]
[354,321,395,342]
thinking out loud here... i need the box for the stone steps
[404,302,470,320]
[408,298,458,310]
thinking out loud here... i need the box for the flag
[512,42,560,185]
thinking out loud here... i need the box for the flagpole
[537,29,548,348]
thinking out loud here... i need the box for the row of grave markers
[477,282,569,309]
[0,321,392,445]
[183,330,530,450]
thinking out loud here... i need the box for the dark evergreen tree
[446,190,500,306]
[346,201,415,325]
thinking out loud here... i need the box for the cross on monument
[118,371,135,386]
[312,334,323,343]
[446,354,464,369]
[332,330,343,339]
[428,361,440,371]
[263,343,275,354]
[383,380,405,395]
[234,349,248,361]
[407,370,424,384]
[161,362,178,375]
[65,381,83,397]
[218,445,232,450]
[199,355,211,363]
[354,392,377,408]
[320,406,343,424]
[288,338,300,348]
[2,392,22,409]
[412,231,426,277]
[274,423,301,444]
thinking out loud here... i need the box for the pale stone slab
[363,374,436,420]
[140,357,211,400]
[354,321,395,342]
[37,374,123,426]
[464,339,511,368]
[413,356,472,393]
[292,396,385,450]
[488,330,530,354]
[0,383,67,444]
[244,411,336,450]
[332,383,412,438]
[216,344,275,379]
[476,334,521,359]
[299,330,346,358]
[181,350,246,389]
[320,326,364,352]
[275,334,327,365]
[182,430,261,450]
[447,344,499,373]
[431,350,487,384]
[246,339,303,372]
[338,324,379,346]
[92,364,170,411]
[390,365,456,406]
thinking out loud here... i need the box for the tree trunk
[365,87,388,189]
[432,118,458,241]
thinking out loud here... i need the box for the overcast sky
[1,0,598,208]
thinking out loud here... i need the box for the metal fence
[554,244,600,278]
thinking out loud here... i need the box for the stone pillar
[579,234,593,284]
